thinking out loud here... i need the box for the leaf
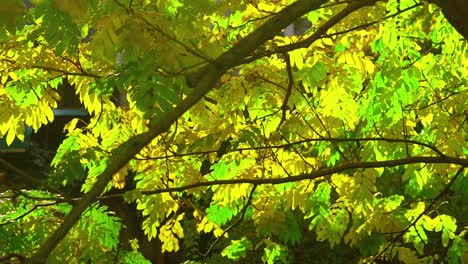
[446,235,467,264]
[261,240,289,264]
[433,214,457,247]
[80,23,89,38]
[158,213,185,252]
[306,181,331,229]
[278,212,302,245]
[358,234,386,257]
[206,203,235,226]
[395,247,422,264]
[79,204,122,250]
[5,124,16,146]
[221,237,253,261]
[315,206,349,247]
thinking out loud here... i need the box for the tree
[0,0,467,263]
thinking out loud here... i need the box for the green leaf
[446,235,468,264]
[358,234,386,257]
[81,23,89,38]
[306,182,331,229]
[206,203,235,226]
[261,240,289,264]
[433,215,457,247]
[278,212,302,245]
[221,237,253,261]
[79,204,122,250]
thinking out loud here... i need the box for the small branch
[0,158,70,198]
[277,53,294,131]
[0,201,61,227]
[0,254,25,264]
[133,13,214,63]
[30,65,102,79]
[201,185,257,263]
[136,136,446,160]
[322,3,422,39]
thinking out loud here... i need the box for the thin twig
[277,53,294,131]
[201,185,257,263]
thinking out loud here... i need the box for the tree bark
[431,0,468,40]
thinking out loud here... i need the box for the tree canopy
[0,0,467,263]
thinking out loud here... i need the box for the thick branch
[27,0,330,262]
[432,0,468,40]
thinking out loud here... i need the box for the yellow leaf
[364,59,375,75]
[420,113,433,127]
[213,227,226,238]
[9,71,18,81]
[159,218,180,252]
[396,247,422,264]
[197,216,208,233]
[6,126,15,146]
[45,107,54,123]
[112,164,130,189]
[51,0,89,23]
[64,118,79,134]
[0,0,24,32]
[322,38,334,46]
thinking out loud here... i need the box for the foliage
[0,0,467,263]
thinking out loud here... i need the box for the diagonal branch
[241,0,379,65]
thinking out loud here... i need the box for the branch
[27,0,330,262]
[0,201,60,228]
[137,136,446,160]
[99,156,468,199]
[276,53,293,131]
[322,3,422,39]
[242,0,379,65]
[30,65,102,79]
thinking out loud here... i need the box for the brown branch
[0,201,61,228]
[242,0,379,65]
[0,254,25,264]
[242,2,422,65]
[26,0,330,262]
[277,53,294,131]
[133,12,214,63]
[98,156,468,199]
